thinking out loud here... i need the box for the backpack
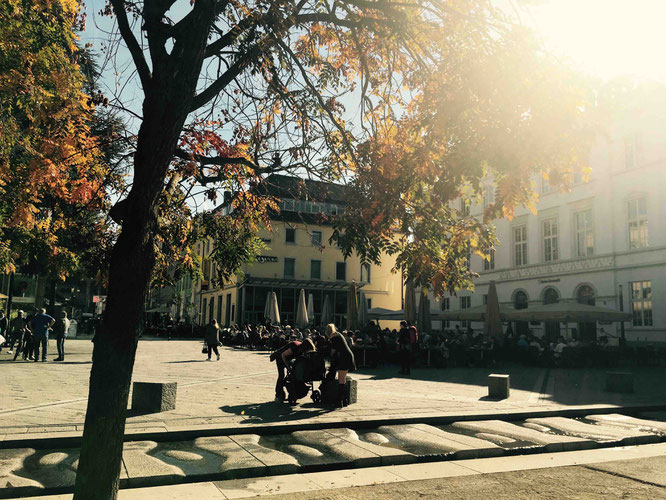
[409,328,418,345]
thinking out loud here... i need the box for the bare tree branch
[109,0,152,90]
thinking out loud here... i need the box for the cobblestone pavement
[1,338,666,436]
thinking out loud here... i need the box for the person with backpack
[53,311,70,361]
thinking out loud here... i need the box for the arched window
[514,291,528,310]
[543,288,560,305]
[576,284,596,341]
[543,288,560,341]
[513,290,529,336]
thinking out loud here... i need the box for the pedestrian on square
[30,308,54,362]
[398,320,412,375]
[53,311,70,361]
[204,318,221,361]
[0,310,7,352]
[8,310,29,358]
[325,323,355,407]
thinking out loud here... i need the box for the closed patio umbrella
[484,280,503,339]
[358,291,369,328]
[269,291,281,325]
[347,281,358,330]
[404,279,416,325]
[264,292,272,321]
[296,289,309,329]
[307,293,315,325]
[417,291,431,334]
[321,295,333,326]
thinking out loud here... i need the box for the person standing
[53,311,70,361]
[325,323,356,407]
[398,320,412,375]
[30,308,54,362]
[0,310,7,352]
[9,310,29,358]
[204,319,221,361]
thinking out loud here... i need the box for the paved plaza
[1,337,666,438]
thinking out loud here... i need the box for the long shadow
[165,360,210,364]
[219,401,335,424]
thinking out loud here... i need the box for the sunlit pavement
[1,338,666,436]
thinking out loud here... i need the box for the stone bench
[488,374,510,399]
[606,372,634,393]
[346,377,358,405]
[131,382,177,413]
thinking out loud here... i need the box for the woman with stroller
[325,323,356,407]
[271,337,316,402]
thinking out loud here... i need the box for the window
[483,294,488,305]
[285,227,295,244]
[465,245,471,271]
[542,178,554,194]
[310,260,321,280]
[625,134,641,169]
[628,198,648,249]
[460,198,470,215]
[574,210,594,257]
[284,258,295,278]
[336,262,346,281]
[513,225,527,266]
[311,230,322,247]
[483,186,495,208]
[543,218,559,262]
[361,263,371,283]
[631,281,653,326]
[366,298,372,310]
[460,296,471,327]
[440,297,450,328]
[483,247,495,271]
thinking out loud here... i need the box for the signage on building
[92,295,107,303]
[538,278,560,284]
[256,256,278,263]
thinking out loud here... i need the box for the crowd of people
[0,308,71,362]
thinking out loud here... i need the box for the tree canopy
[0,0,127,281]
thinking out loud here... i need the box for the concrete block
[132,382,177,413]
[488,373,510,399]
[606,371,634,393]
[346,377,357,405]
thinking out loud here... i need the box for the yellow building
[197,175,402,327]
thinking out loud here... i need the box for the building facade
[196,175,403,327]
[433,89,666,344]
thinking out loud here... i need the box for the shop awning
[240,276,364,291]
[503,302,631,323]
[367,307,404,320]
[432,304,514,322]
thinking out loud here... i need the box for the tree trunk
[73,99,194,499]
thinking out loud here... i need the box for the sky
[525,0,666,83]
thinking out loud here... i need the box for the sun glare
[527,0,666,82]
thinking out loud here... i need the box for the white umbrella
[269,291,281,325]
[296,289,309,329]
[321,295,333,326]
[358,291,369,328]
[307,293,315,325]
[404,279,416,325]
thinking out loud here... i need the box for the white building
[434,88,666,344]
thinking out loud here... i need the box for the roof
[254,174,348,204]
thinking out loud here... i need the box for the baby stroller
[284,351,327,404]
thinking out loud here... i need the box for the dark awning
[240,276,364,291]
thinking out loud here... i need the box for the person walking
[30,308,54,362]
[398,320,411,375]
[325,323,356,407]
[204,319,221,361]
[52,311,70,361]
